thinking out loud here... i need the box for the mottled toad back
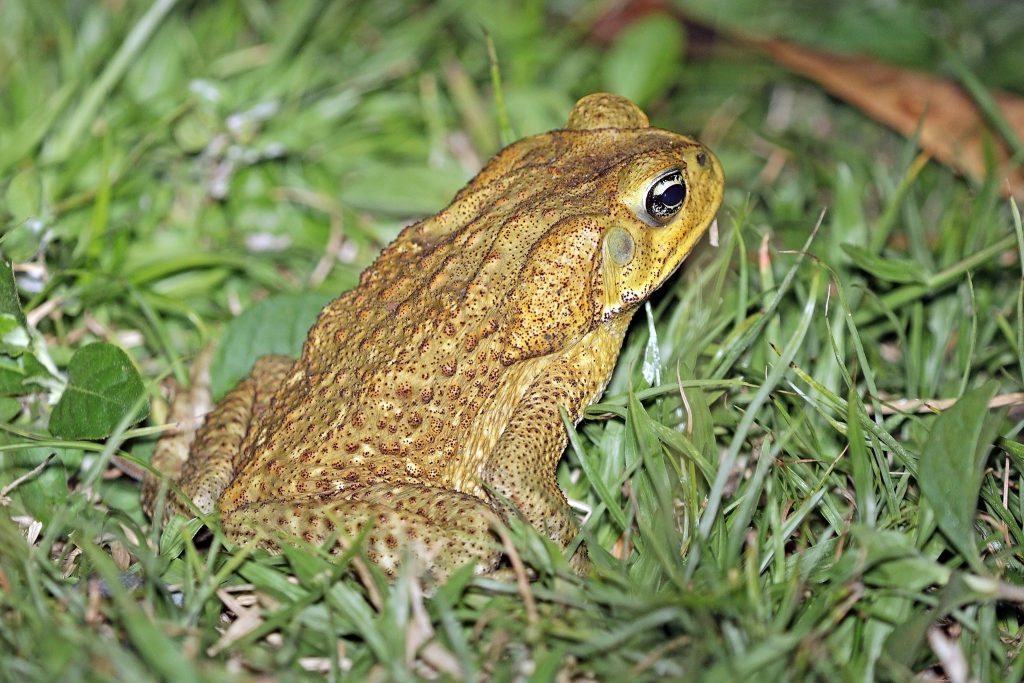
[143,93,724,582]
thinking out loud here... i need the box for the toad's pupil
[646,171,686,221]
[660,183,685,207]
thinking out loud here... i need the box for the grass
[2,0,1023,680]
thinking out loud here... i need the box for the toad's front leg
[481,319,631,570]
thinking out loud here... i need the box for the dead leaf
[590,0,1024,197]
[751,38,1024,198]
[208,587,264,656]
[134,344,214,487]
[868,391,1024,415]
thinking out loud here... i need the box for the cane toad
[143,93,724,582]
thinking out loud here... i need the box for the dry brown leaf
[868,391,1024,415]
[589,0,1024,196]
[752,38,1024,198]
[208,587,264,656]
[131,344,215,484]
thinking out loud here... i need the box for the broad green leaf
[918,381,999,572]
[4,166,42,221]
[0,396,19,422]
[49,342,148,440]
[841,244,928,284]
[210,291,333,399]
[600,14,687,108]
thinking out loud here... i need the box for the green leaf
[0,315,30,356]
[882,572,986,670]
[673,364,717,479]
[0,353,51,396]
[0,396,19,422]
[846,388,876,525]
[4,166,43,221]
[918,381,1000,572]
[281,542,334,585]
[848,525,951,590]
[0,260,61,396]
[49,342,148,440]
[210,291,333,399]
[600,14,687,108]
[841,244,928,284]
[238,560,310,603]
[0,449,70,523]
[159,516,205,559]
[0,259,26,324]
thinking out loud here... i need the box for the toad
[143,93,724,582]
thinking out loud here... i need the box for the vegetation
[1,0,1022,680]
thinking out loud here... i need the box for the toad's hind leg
[142,354,294,520]
[220,484,503,582]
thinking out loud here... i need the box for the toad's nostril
[696,152,708,167]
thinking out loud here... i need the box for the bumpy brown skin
[143,93,724,583]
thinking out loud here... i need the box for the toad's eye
[645,170,686,224]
